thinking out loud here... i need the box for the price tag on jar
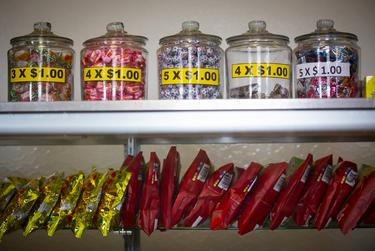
[296,62,350,79]
[161,68,219,86]
[231,63,290,79]
[83,67,142,82]
[10,67,66,83]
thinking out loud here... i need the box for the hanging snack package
[72,169,107,238]
[210,162,262,230]
[0,179,41,240]
[337,165,375,235]
[238,162,288,235]
[97,169,132,236]
[315,160,358,230]
[184,163,234,228]
[161,146,181,229]
[120,152,145,228]
[293,155,333,226]
[171,149,212,226]
[269,154,313,229]
[24,174,65,236]
[47,172,84,237]
[0,177,28,215]
[122,155,134,168]
[139,152,161,235]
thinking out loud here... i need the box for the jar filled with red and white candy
[81,22,148,100]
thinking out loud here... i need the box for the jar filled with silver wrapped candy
[226,20,292,99]
[294,19,360,98]
[158,21,224,99]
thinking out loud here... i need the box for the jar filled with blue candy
[158,21,224,99]
[294,19,360,98]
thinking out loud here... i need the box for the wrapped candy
[183,163,234,227]
[238,162,288,235]
[293,155,333,226]
[337,165,375,234]
[161,146,181,229]
[72,169,107,238]
[24,174,65,236]
[120,152,145,228]
[97,169,132,236]
[0,179,41,240]
[210,162,262,230]
[315,160,358,230]
[139,152,161,235]
[269,154,313,229]
[47,172,84,237]
[171,149,213,226]
[0,177,28,215]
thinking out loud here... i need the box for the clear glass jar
[81,22,148,101]
[158,21,224,99]
[226,20,292,99]
[8,22,74,102]
[294,19,360,98]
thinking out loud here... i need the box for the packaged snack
[139,152,161,235]
[122,155,134,168]
[97,169,132,236]
[364,76,375,98]
[120,152,145,228]
[47,172,84,237]
[161,146,181,229]
[315,160,358,230]
[184,163,234,227]
[238,162,288,235]
[210,162,262,230]
[72,169,107,238]
[363,205,375,224]
[269,154,313,229]
[24,174,65,236]
[0,179,40,240]
[337,165,375,234]
[171,149,212,226]
[0,177,28,215]
[294,155,333,226]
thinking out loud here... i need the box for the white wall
[0,0,375,251]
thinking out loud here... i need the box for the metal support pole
[123,137,141,251]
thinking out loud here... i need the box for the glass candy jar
[158,21,224,99]
[294,19,360,98]
[226,20,292,99]
[8,22,74,102]
[81,22,148,100]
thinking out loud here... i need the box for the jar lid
[159,21,222,45]
[226,20,289,44]
[83,22,148,46]
[10,22,73,46]
[294,19,358,42]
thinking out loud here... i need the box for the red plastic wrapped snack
[139,152,161,235]
[363,205,375,224]
[210,162,262,230]
[238,162,288,235]
[269,154,313,229]
[337,165,375,234]
[122,155,134,168]
[121,152,145,228]
[315,160,358,230]
[184,163,234,228]
[294,155,333,226]
[171,149,213,226]
[161,146,181,229]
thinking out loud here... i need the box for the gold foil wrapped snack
[72,169,107,238]
[97,169,131,236]
[47,172,84,237]
[0,177,28,214]
[24,174,65,236]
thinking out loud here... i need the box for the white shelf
[0,99,374,145]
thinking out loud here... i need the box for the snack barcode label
[60,202,72,211]
[321,165,333,184]
[273,174,286,192]
[345,169,358,187]
[300,166,311,183]
[218,172,233,191]
[38,202,49,213]
[197,162,210,182]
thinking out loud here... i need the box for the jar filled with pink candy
[81,22,148,100]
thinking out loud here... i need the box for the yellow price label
[232,63,290,79]
[10,67,66,83]
[83,67,142,82]
[161,68,219,85]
